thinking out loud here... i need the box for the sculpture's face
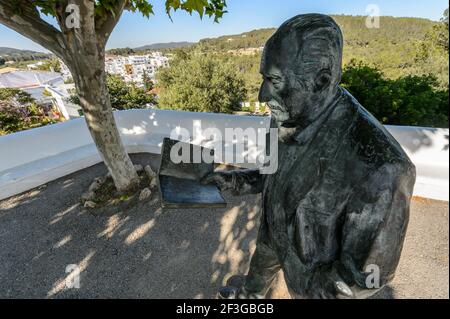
[258,50,291,126]
[259,34,327,128]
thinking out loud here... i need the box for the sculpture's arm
[339,162,416,290]
[201,169,264,195]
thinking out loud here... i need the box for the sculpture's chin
[270,111,290,126]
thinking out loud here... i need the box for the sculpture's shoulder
[338,89,415,176]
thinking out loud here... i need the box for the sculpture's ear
[313,69,332,92]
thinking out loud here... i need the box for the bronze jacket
[231,88,416,297]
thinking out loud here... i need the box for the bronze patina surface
[203,13,416,299]
[159,138,226,209]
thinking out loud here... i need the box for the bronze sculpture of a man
[202,14,416,299]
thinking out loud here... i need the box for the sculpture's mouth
[268,103,288,117]
[268,103,292,127]
[280,121,298,128]
[267,102,284,112]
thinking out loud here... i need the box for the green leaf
[165,0,226,21]
[166,0,181,13]
[181,0,208,18]
[128,0,154,18]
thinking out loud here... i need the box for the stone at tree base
[84,201,96,208]
[95,176,106,183]
[81,191,95,202]
[88,176,106,192]
[150,177,158,189]
[139,188,152,201]
[144,165,156,178]
[134,164,144,172]
[145,165,158,189]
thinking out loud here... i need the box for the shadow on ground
[0,154,448,299]
[0,154,265,298]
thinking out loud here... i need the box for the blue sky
[0,0,448,52]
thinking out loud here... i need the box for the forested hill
[135,42,194,51]
[199,15,435,51]
[0,47,51,62]
[197,15,447,84]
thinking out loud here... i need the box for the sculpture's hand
[200,171,234,191]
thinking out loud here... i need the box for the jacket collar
[290,88,343,146]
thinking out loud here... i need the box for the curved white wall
[386,126,449,201]
[0,109,448,201]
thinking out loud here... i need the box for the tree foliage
[0,88,35,104]
[107,74,156,109]
[341,61,448,128]
[0,88,60,135]
[156,51,246,113]
[194,12,449,96]
[413,9,449,89]
[0,0,227,191]
[435,8,449,52]
[35,59,61,72]
[107,47,136,56]
[70,74,156,110]
[8,0,226,23]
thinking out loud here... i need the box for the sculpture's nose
[258,81,271,103]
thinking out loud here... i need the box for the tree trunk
[0,0,139,193]
[69,54,139,193]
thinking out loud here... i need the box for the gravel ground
[0,154,448,299]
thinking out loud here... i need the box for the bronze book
[157,138,227,209]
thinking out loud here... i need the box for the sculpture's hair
[274,14,343,86]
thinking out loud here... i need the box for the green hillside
[196,15,448,89]
[199,16,434,49]
[134,42,194,51]
[0,47,51,62]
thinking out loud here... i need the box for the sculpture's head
[259,14,343,128]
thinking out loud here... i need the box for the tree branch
[53,0,70,34]
[96,0,128,45]
[0,1,66,59]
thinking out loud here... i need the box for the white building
[0,69,80,119]
[26,61,45,70]
[0,69,64,89]
[104,52,169,87]
[56,52,170,87]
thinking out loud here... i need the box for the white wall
[386,126,449,201]
[0,109,448,201]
